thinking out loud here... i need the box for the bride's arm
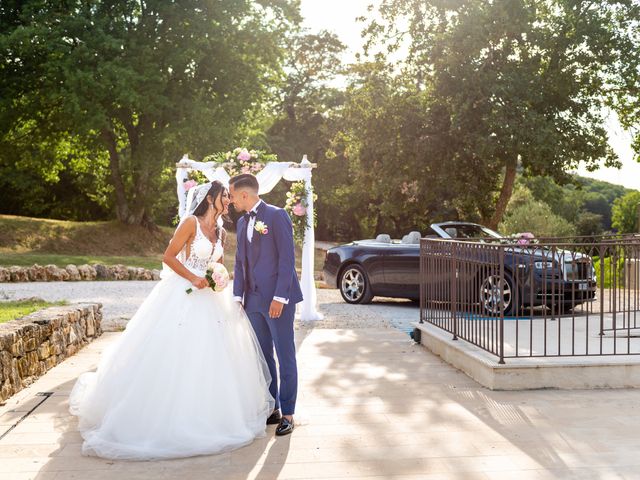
[162,217,208,289]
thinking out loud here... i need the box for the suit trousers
[245,297,297,416]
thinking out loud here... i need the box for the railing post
[499,245,505,364]
[599,243,605,337]
[451,242,458,341]
[420,239,424,324]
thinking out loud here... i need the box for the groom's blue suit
[234,201,303,416]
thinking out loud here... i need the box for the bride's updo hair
[193,180,227,218]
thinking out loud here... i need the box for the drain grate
[0,392,53,441]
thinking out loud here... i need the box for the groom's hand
[269,300,284,319]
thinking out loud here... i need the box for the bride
[69,181,274,460]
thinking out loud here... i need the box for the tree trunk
[488,159,518,230]
[102,119,157,228]
[101,129,130,223]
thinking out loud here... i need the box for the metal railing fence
[419,236,640,363]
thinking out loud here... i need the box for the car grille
[564,259,592,281]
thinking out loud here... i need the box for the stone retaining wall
[0,264,160,283]
[0,303,102,402]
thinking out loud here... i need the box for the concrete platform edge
[412,321,640,390]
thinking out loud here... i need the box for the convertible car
[322,222,597,314]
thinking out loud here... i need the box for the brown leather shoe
[275,417,294,436]
[266,410,282,425]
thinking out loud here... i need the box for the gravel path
[0,281,420,333]
[306,289,419,332]
[0,281,156,330]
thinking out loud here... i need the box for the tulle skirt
[69,267,275,460]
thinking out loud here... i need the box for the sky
[299,0,640,191]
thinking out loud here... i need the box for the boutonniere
[254,221,269,235]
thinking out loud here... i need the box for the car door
[382,244,420,298]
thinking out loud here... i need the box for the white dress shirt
[234,199,288,305]
[246,199,261,243]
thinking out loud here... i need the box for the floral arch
[175,149,323,321]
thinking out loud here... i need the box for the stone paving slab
[1,327,640,479]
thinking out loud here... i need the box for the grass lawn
[0,253,163,270]
[0,215,328,274]
[0,214,174,256]
[0,299,67,324]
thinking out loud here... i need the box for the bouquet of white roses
[186,262,229,294]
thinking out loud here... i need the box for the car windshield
[442,224,502,239]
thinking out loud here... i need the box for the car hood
[507,245,591,263]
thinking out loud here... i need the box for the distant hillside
[520,174,634,232]
[576,175,631,200]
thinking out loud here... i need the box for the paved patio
[2,323,640,479]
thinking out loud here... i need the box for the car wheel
[339,265,374,304]
[479,273,516,316]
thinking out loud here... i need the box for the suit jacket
[233,201,303,311]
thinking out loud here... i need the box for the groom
[229,173,303,436]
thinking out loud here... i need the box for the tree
[266,31,362,240]
[500,185,576,238]
[335,61,489,238]
[574,210,604,236]
[0,0,299,225]
[360,0,640,228]
[612,191,640,234]
[266,30,346,162]
[581,192,610,230]
[520,174,631,232]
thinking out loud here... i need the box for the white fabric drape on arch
[176,156,323,321]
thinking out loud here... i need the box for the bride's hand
[191,276,208,289]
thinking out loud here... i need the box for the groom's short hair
[229,173,259,193]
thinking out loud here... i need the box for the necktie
[244,210,257,221]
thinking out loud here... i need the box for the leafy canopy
[0,0,300,224]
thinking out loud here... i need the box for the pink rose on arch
[183,179,198,191]
[292,203,306,217]
[237,149,251,161]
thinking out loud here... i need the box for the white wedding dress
[69,219,274,460]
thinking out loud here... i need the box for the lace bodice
[180,217,224,274]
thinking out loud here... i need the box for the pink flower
[237,149,251,161]
[241,165,251,174]
[516,232,535,245]
[292,203,306,216]
[254,221,268,235]
[183,179,197,191]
